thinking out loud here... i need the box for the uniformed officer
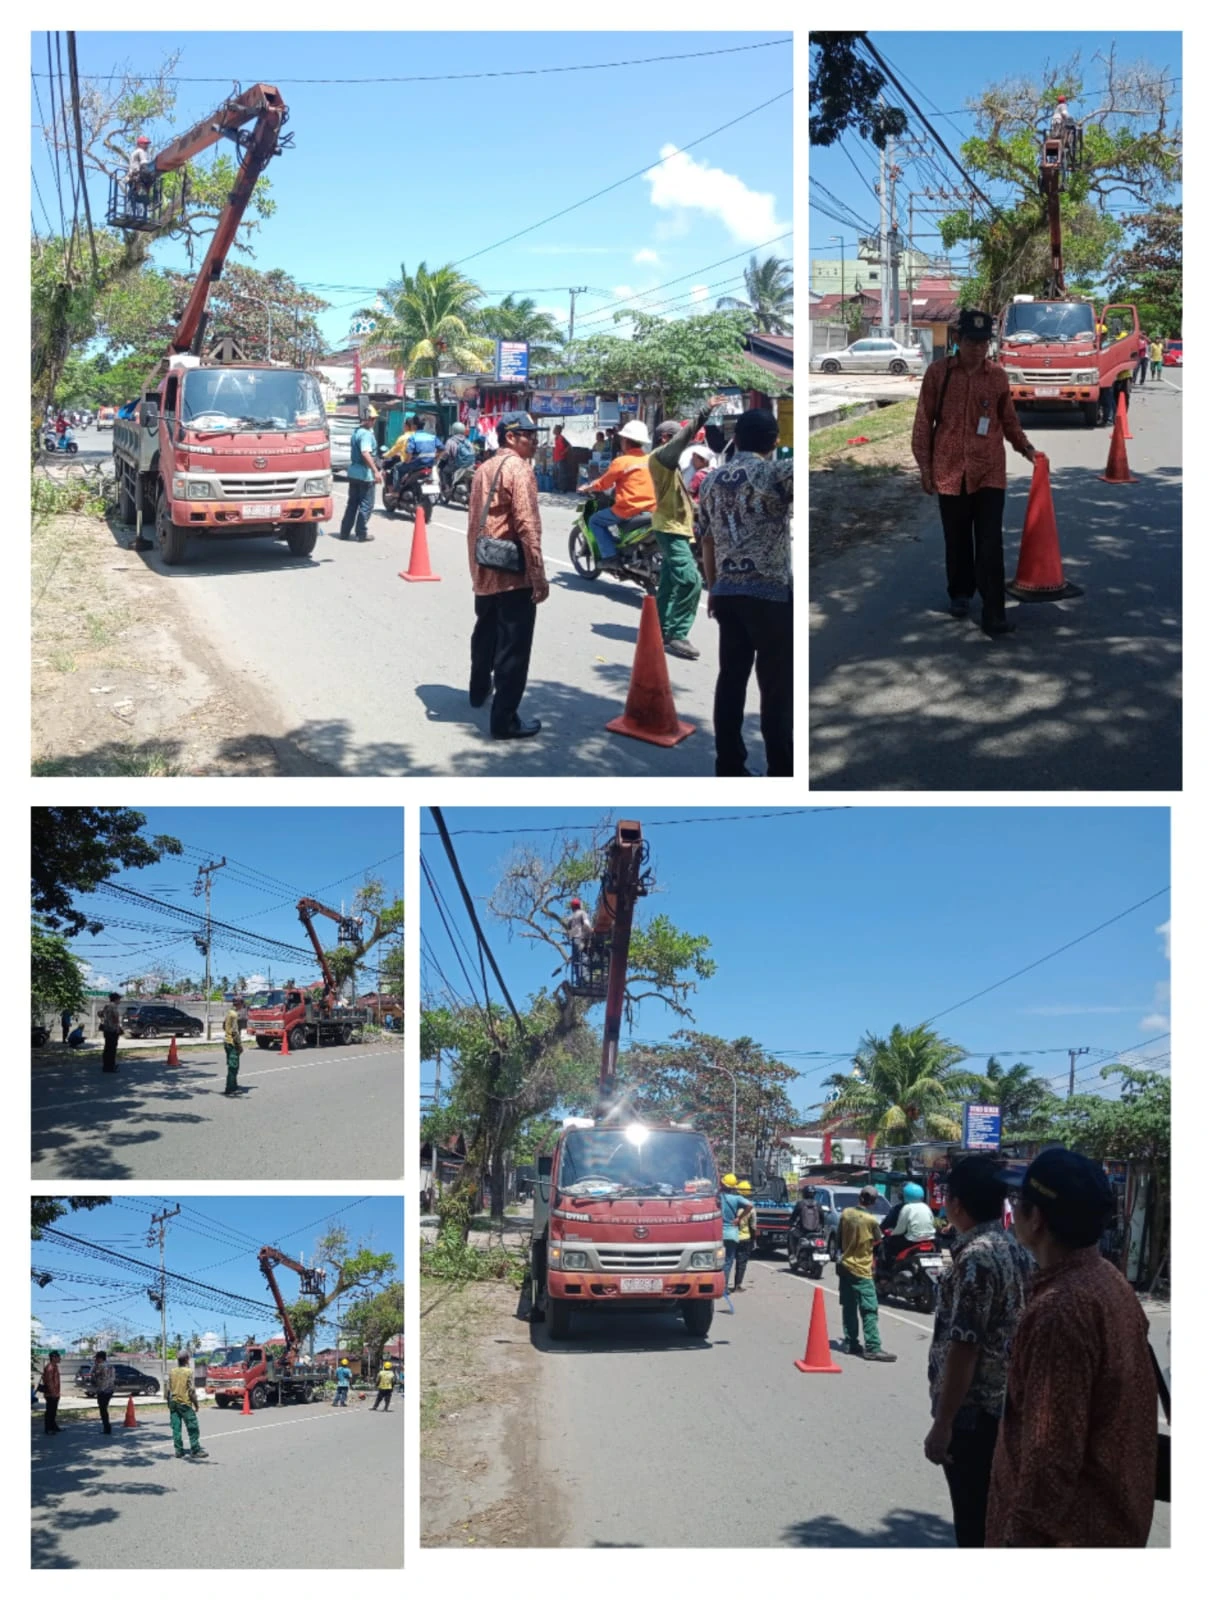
[222,1000,245,1097]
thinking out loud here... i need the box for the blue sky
[35,33,791,349]
[31,1195,403,1351]
[422,807,1170,1112]
[63,806,403,991]
[810,31,1182,284]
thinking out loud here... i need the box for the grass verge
[809,398,917,469]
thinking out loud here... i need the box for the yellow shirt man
[839,1204,882,1278]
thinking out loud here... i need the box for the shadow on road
[31,1059,218,1178]
[31,1424,173,1569]
[527,1306,726,1354]
[782,1507,956,1548]
[811,464,1182,790]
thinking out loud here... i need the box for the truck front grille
[218,476,300,498]
[595,1246,687,1271]
[1014,368,1083,385]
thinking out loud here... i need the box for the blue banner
[495,339,529,383]
[963,1103,1002,1151]
[530,392,592,416]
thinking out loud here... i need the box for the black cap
[958,308,994,343]
[499,410,538,433]
[108,991,121,1000]
[1022,1148,1113,1228]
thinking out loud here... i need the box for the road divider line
[755,1260,933,1335]
[29,1407,382,1472]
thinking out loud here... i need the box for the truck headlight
[1075,370,1099,384]
[560,1250,590,1270]
[302,475,330,496]
[689,1250,719,1269]
[174,477,212,500]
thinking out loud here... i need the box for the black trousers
[471,587,538,736]
[102,1030,119,1072]
[941,1410,1002,1547]
[938,487,1007,625]
[371,1389,393,1411]
[711,595,793,777]
[96,1389,114,1432]
[733,1239,753,1288]
[1135,356,1149,386]
[44,1395,60,1432]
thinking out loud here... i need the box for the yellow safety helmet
[722,1173,738,1188]
[339,1358,348,1366]
[737,1180,753,1193]
[365,405,378,420]
[383,1359,394,1368]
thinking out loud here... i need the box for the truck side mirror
[141,400,159,430]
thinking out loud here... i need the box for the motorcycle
[43,428,79,455]
[787,1227,830,1280]
[382,454,440,518]
[438,455,475,509]
[874,1235,946,1313]
[569,488,662,597]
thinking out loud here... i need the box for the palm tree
[363,262,493,379]
[973,1056,1056,1137]
[717,254,793,335]
[819,1023,988,1144]
[473,294,565,372]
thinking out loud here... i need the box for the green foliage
[473,294,565,371]
[31,472,108,523]
[971,1056,1060,1140]
[342,1281,404,1371]
[819,1023,988,1142]
[1109,203,1182,336]
[31,808,182,935]
[421,1222,525,1285]
[1049,1066,1169,1175]
[566,310,759,414]
[810,34,908,149]
[31,924,88,1017]
[284,1226,397,1347]
[32,1196,112,1239]
[717,255,793,335]
[321,877,403,991]
[362,261,493,378]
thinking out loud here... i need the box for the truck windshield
[555,1126,719,1197]
[249,990,290,1008]
[212,1347,252,1367]
[1002,301,1095,344]
[182,368,325,432]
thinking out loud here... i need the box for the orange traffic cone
[167,1034,180,1067]
[793,1285,842,1374]
[241,1386,251,1416]
[123,1394,137,1428]
[399,503,440,581]
[606,595,695,747]
[1006,454,1084,602]
[279,1025,290,1056]
[1100,410,1138,484]
[1117,389,1133,440]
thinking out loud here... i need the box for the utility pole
[907,194,915,344]
[193,858,226,1040]
[147,1204,180,1395]
[878,119,890,335]
[1068,1046,1091,1098]
[567,286,588,344]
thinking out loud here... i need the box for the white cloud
[1140,980,1170,1032]
[1156,919,1171,960]
[611,284,636,301]
[1140,1013,1169,1033]
[689,284,711,304]
[644,145,786,244]
[79,961,114,991]
[633,248,660,265]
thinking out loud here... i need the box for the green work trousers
[837,1266,882,1352]
[224,1044,241,1093]
[654,531,702,643]
[169,1399,201,1455]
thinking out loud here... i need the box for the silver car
[813,337,927,376]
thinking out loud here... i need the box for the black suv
[74,1363,161,1397]
[122,1005,204,1039]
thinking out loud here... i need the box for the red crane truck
[996,112,1139,426]
[206,1247,327,1409]
[109,85,333,565]
[527,821,726,1341]
[246,898,370,1050]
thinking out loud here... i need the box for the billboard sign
[962,1103,1002,1151]
[495,339,529,384]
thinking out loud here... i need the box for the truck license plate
[1035,386,1061,397]
[242,502,281,518]
[620,1276,663,1293]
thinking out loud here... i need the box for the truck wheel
[1082,401,1100,428]
[286,526,317,558]
[528,1243,547,1323]
[299,1385,315,1404]
[256,1036,273,1049]
[250,1384,268,1410]
[215,1396,229,1409]
[340,1024,353,1046]
[547,1297,572,1340]
[682,1300,714,1339]
[119,476,136,526]
[155,489,188,566]
[289,1026,307,1051]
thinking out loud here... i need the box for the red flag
[353,346,363,397]
[395,368,405,398]
[822,1133,832,1164]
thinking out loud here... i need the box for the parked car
[122,1004,204,1039]
[75,1363,161,1397]
[1163,339,1182,368]
[812,338,927,377]
[811,1184,892,1262]
[96,406,116,430]
[32,1023,50,1048]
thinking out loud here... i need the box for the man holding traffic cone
[912,307,1038,637]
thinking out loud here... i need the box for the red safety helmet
[136,135,151,147]
[570,898,582,909]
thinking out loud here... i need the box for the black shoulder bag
[1149,1341,1171,1502]
[474,455,525,573]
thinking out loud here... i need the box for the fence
[810,321,852,355]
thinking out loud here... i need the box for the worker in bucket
[564,898,594,982]
[332,1357,352,1407]
[124,135,154,220]
[911,306,1037,638]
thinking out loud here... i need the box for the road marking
[1160,374,1183,393]
[755,1260,933,1335]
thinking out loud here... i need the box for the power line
[429,807,524,1035]
[453,89,791,268]
[420,809,849,837]
[568,232,792,333]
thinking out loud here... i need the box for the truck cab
[997,296,1140,426]
[530,1114,725,1341]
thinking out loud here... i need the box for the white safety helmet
[619,420,651,446]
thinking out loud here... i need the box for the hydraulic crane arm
[591,821,647,1097]
[296,898,363,1003]
[258,1246,326,1366]
[145,84,288,355]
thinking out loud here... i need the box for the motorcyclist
[439,422,476,496]
[878,1180,936,1272]
[787,1184,823,1257]
[383,413,433,495]
[586,419,656,562]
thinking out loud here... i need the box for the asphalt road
[30,1041,402,1180]
[528,1252,1171,1547]
[132,480,766,777]
[810,374,1182,789]
[31,1398,402,1568]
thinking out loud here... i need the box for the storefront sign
[496,340,529,383]
[531,391,592,416]
[962,1103,1002,1151]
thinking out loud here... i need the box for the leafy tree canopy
[473,294,565,372]
[565,309,761,417]
[32,1196,112,1239]
[810,33,908,149]
[819,1022,988,1144]
[32,807,182,935]
[283,1226,396,1348]
[1108,202,1182,337]
[31,925,88,1016]
[361,261,493,379]
[342,1281,404,1372]
[717,254,793,336]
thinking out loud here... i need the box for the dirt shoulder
[421,1277,552,1548]
[30,480,293,775]
[810,400,933,567]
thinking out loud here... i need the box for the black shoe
[948,598,970,619]
[864,1349,897,1362]
[981,617,1017,637]
[493,718,542,740]
[223,1089,239,1097]
[190,1448,209,1458]
[469,685,489,709]
[175,1452,186,1459]
[845,1343,864,1357]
